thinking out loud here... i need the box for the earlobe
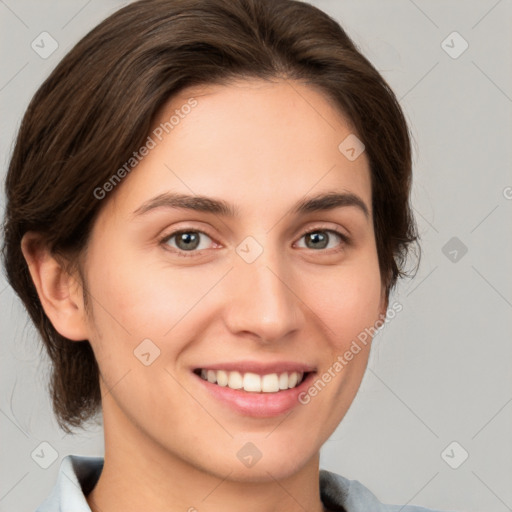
[20,232,89,341]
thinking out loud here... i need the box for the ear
[20,232,89,341]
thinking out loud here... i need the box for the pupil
[308,232,327,249]
[179,232,198,250]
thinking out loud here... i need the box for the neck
[86,405,326,512]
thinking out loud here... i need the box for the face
[78,79,387,481]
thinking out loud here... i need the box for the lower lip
[194,372,316,418]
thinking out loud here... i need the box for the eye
[160,226,349,258]
[295,228,348,253]
[160,229,215,257]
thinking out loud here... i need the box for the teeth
[262,373,279,393]
[278,372,288,390]
[243,372,261,392]
[198,369,305,393]
[228,371,243,389]
[216,370,228,387]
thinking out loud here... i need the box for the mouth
[191,361,317,417]
[193,368,311,393]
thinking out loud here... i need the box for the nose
[222,241,305,344]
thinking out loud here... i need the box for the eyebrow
[132,191,370,220]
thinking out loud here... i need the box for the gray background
[1,1,511,511]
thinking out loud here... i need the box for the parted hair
[2,0,419,432]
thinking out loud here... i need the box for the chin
[214,446,317,483]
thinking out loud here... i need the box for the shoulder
[320,469,453,512]
[34,454,103,512]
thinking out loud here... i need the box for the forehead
[103,78,372,222]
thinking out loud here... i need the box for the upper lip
[194,361,316,375]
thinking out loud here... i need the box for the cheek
[85,243,203,336]
[307,257,383,348]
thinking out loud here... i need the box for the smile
[192,362,317,417]
[195,369,307,393]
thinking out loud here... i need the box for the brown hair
[2,0,419,432]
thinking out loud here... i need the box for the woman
[2,0,451,510]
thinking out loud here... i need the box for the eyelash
[159,226,350,258]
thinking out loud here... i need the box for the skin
[22,78,388,512]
